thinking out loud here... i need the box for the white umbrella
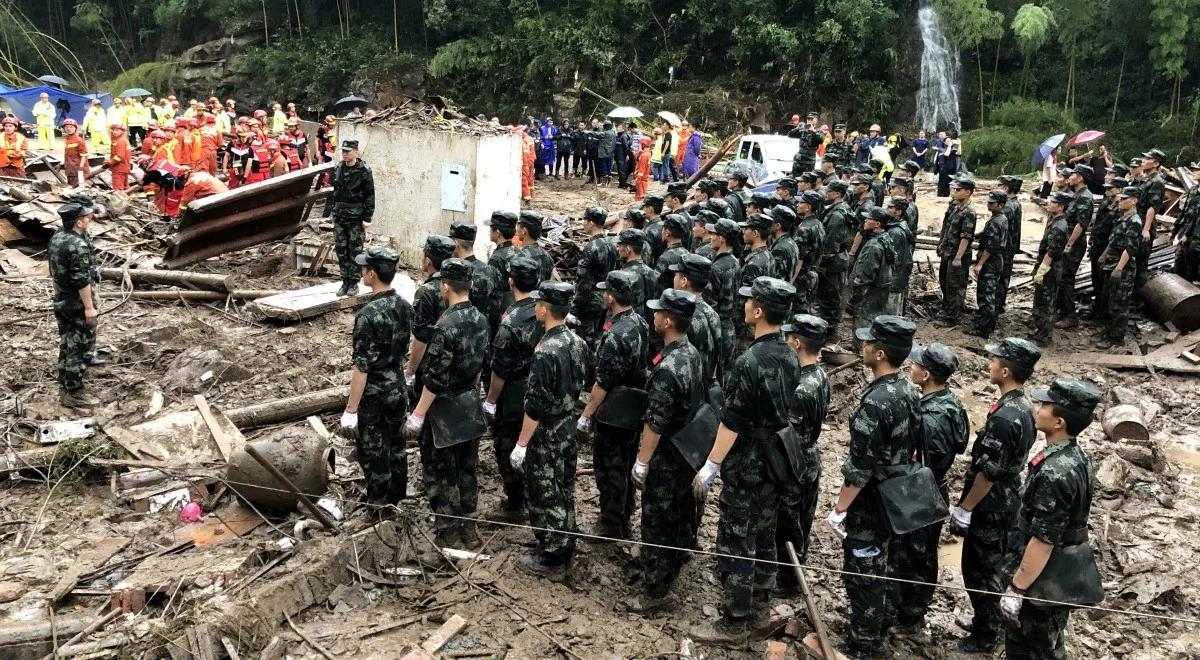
[656,110,682,127]
[608,106,643,119]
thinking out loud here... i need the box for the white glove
[576,415,592,435]
[691,459,720,501]
[509,443,528,473]
[1000,585,1024,624]
[339,411,358,431]
[565,313,579,327]
[482,400,497,417]
[826,509,848,540]
[631,459,649,489]
[404,372,416,388]
[949,506,972,536]
[403,412,425,437]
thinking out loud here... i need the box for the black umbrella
[335,95,368,109]
[38,74,67,88]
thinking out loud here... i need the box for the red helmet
[176,119,191,129]
[323,115,336,125]
[253,109,267,119]
[204,113,216,124]
[109,122,126,131]
[266,139,280,150]
[277,134,293,145]
[167,95,177,102]
[236,115,249,125]
[2,117,18,127]
[61,118,78,127]
[151,129,168,140]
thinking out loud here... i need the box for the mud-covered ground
[1,175,1198,659]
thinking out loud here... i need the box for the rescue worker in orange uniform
[199,114,221,174]
[634,135,653,200]
[150,129,175,165]
[0,117,30,178]
[518,125,535,202]
[225,130,251,188]
[178,167,229,210]
[141,158,186,218]
[104,123,131,190]
[267,139,288,177]
[243,134,271,185]
[285,118,309,167]
[61,119,91,187]
[278,134,303,171]
[317,115,336,164]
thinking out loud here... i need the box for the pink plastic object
[180,501,203,523]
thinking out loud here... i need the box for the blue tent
[0,85,113,126]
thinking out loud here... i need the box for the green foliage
[960,98,1080,175]
[988,98,1080,135]
[106,59,182,96]
[49,436,125,485]
[1011,4,1055,57]
[935,0,1004,49]
[1149,0,1193,79]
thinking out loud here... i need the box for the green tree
[1149,0,1196,117]
[935,0,1005,126]
[1010,4,1054,97]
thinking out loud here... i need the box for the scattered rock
[1095,454,1130,493]
[162,347,252,393]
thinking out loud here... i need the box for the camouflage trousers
[717,318,735,386]
[938,258,968,321]
[1099,268,1132,343]
[358,389,408,503]
[843,535,894,654]
[1056,244,1085,320]
[1087,246,1107,311]
[775,462,821,590]
[491,420,526,510]
[815,268,847,341]
[1005,603,1071,660]
[962,509,1017,642]
[889,520,944,625]
[593,421,638,533]
[333,220,365,288]
[793,269,818,316]
[1031,270,1061,340]
[999,249,1018,312]
[717,438,778,622]
[641,444,697,598]
[54,305,94,393]
[1134,235,1152,289]
[418,425,479,533]
[972,261,1004,335]
[574,308,606,357]
[526,414,578,561]
[850,288,891,348]
[889,266,911,315]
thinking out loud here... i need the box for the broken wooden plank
[0,617,91,651]
[0,248,48,276]
[98,267,236,292]
[249,275,416,321]
[48,536,131,603]
[194,394,233,462]
[127,290,282,301]
[421,614,468,654]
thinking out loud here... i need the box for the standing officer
[49,201,104,408]
[629,288,706,614]
[792,191,825,315]
[725,166,751,226]
[768,205,800,285]
[577,271,649,540]
[655,214,691,292]
[1097,187,1143,348]
[737,213,776,355]
[404,259,490,552]
[997,176,1023,313]
[938,177,977,325]
[641,194,667,260]
[691,210,717,259]
[817,180,854,341]
[450,221,501,343]
[690,277,797,644]
[1055,165,1094,329]
[1135,149,1167,288]
[517,211,555,281]
[825,124,852,165]
[706,218,742,381]
[406,236,453,392]
[893,343,969,635]
[848,207,895,344]
[775,314,830,593]
[617,228,660,326]
[950,338,1040,653]
[670,255,722,384]
[509,282,591,579]
[824,315,921,659]
[340,247,413,504]
[1003,379,1102,660]
[489,210,520,312]
[572,207,618,351]
[1088,178,1125,312]
[326,140,375,297]
[1031,193,1071,345]
[967,190,1010,338]
[789,111,822,176]
[890,177,919,239]
[883,197,914,315]
[482,257,544,522]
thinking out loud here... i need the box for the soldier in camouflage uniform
[892,343,969,634]
[690,277,797,644]
[1004,379,1101,660]
[848,207,895,347]
[1097,187,1143,347]
[341,247,413,504]
[949,338,1040,653]
[725,166,751,227]
[1054,165,1094,329]
[577,271,648,539]
[826,315,921,658]
[768,205,800,285]
[889,177,919,240]
[866,160,887,207]
[1135,149,1167,288]
[571,207,618,352]
[664,182,695,249]
[1031,193,1071,345]
[628,289,706,614]
[406,235,453,423]
[489,211,520,312]
[705,218,742,383]
[883,197,914,315]
[1172,164,1200,281]
[967,190,1010,338]
[655,214,691,292]
[824,123,852,166]
[48,202,103,407]
[617,228,660,328]
[793,191,826,315]
[641,194,667,261]
[325,140,375,296]
[451,221,501,363]
[1088,178,1124,311]
[517,211,555,281]
[481,257,544,522]
[817,181,854,341]
[788,112,822,176]
[775,314,830,594]
[937,177,977,324]
[997,176,1024,313]
[737,214,776,356]
[775,176,799,212]
[510,282,591,579]
[692,210,717,260]
[846,174,876,261]
[404,259,490,551]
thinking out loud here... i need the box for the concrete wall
[338,123,521,267]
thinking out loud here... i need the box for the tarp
[0,85,113,126]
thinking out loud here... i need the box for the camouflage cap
[663,213,690,236]
[440,257,472,283]
[695,209,719,226]
[669,253,713,282]
[695,178,719,193]
[737,276,796,312]
[853,314,917,348]
[821,153,840,163]
[1141,148,1166,162]
[868,158,885,172]
[1128,157,1143,168]
[852,174,874,186]
[665,182,690,199]
[1103,177,1128,189]
[987,190,1009,205]
[740,212,773,231]
[448,221,476,242]
[726,164,749,182]
[884,196,910,212]
[641,194,665,212]
[705,198,731,216]
[529,280,574,306]
[781,313,827,341]
[488,210,518,231]
[617,228,646,246]
[984,337,1042,370]
[950,177,976,190]
[707,218,741,238]
[799,190,824,208]
[777,176,799,191]
[508,256,541,286]
[749,192,777,210]
[583,206,608,223]
[57,202,95,224]
[1048,191,1074,206]
[901,159,921,173]
[826,180,849,195]
[889,176,912,190]
[863,206,890,224]
[595,269,639,303]
[518,210,543,230]
[354,245,400,268]
[800,170,822,184]
[1107,163,1130,176]
[1119,185,1143,199]
[647,288,697,319]
[909,343,958,380]
[1031,378,1103,413]
[423,235,455,260]
[621,207,646,226]
[340,139,359,151]
[771,204,797,226]
[1070,164,1093,179]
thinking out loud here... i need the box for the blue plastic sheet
[0,85,113,126]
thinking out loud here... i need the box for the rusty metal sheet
[162,161,335,268]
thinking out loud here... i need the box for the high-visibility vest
[0,133,28,167]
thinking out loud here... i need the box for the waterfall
[915,1,962,133]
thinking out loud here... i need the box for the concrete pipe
[226,426,334,512]
[1102,404,1150,442]
[1142,272,1200,332]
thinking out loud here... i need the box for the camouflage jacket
[655,243,689,292]
[1173,189,1200,241]
[422,301,489,395]
[1018,438,1094,546]
[1003,197,1022,256]
[621,259,661,326]
[412,272,445,345]
[489,241,519,310]
[572,234,618,317]
[594,309,648,392]
[1138,172,1165,226]
[1065,187,1094,254]
[1036,215,1069,274]
[520,243,555,282]
[728,189,749,225]
[707,251,741,320]
[525,324,590,420]
[788,363,830,456]
[885,221,914,288]
[353,290,414,396]
[795,215,825,271]
[850,231,894,300]
[694,239,716,261]
[721,332,799,435]
[789,125,822,159]
[644,338,705,436]
[644,219,666,262]
[687,296,723,383]
[961,388,1035,513]
[904,201,920,245]
[820,201,854,271]
[1102,213,1142,270]
[740,246,774,288]
[48,229,93,309]
[825,138,853,165]
[1090,197,1120,250]
[465,255,502,327]
[491,297,543,382]
[770,234,800,285]
[327,159,374,221]
[977,212,1009,266]
[937,201,976,262]
[918,388,969,485]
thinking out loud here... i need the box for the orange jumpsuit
[634,147,652,200]
[199,126,221,174]
[179,171,228,209]
[140,138,155,158]
[675,127,690,169]
[147,161,184,217]
[520,132,536,201]
[63,133,91,186]
[107,135,131,190]
[171,132,195,167]
[0,132,29,178]
[154,141,178,165]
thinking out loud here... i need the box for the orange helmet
[61,118,78,127]
[323,115,336,125]
[266,139,280,150]
[167,95,177,102]
[2,117,18,127]
[277,134,293,145]
[236,115,249,125]
[253,109,267,119]
[204,113,216,124]
[109,122,126,131]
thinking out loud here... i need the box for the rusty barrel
[1102,404,1150,442]
[1142,272,1200,331]
[226,427,334,511]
